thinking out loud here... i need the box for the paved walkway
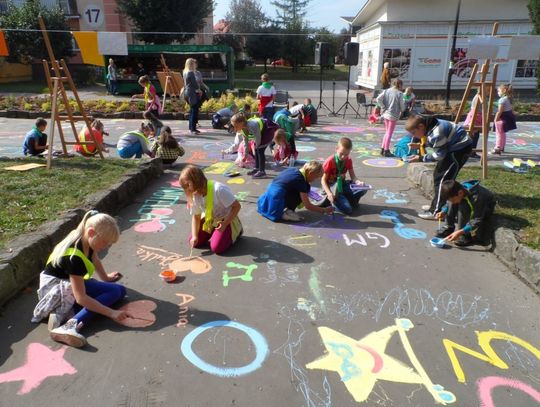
[1,116,540,406]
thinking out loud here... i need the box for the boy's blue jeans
[332,182,367,215]
[117,143,143,158]
[73,279,126,324]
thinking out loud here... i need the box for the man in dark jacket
[435,180,496,246]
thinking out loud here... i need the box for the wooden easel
[158,54,184,112]
[454,23,500,179]
[38,17,103,169]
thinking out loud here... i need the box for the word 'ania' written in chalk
[176,293,195,327]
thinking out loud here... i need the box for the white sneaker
[282,209,303,222]
[421,205,431,211]
[47,312,61,332]
[418,211,436,220]
[50,319,87,348]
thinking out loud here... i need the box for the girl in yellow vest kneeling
[179,165,243,255]
[31,210,131,348]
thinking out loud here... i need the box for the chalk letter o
[180,320,269,377]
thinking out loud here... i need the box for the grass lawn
[235,65,350,82]
[0,157,140,248]
[459,166,540,250]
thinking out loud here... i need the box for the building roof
[340,16,355,23]
[349,0,383,27]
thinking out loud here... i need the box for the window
[358,52,363,77]
[515,60,538,78]
[383,48,411,79]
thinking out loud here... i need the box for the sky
[213,0,367,33]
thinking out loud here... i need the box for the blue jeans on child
[73,279,126,324]
[332,182,367,215]
[117,142,143,158]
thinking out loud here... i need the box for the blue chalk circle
[180,320,269,377]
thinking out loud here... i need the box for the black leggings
[255,146,267,172]
[430,146,472,213]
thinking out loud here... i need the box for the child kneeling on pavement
[435,180,496,247]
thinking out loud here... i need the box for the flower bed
[0,92,259,118]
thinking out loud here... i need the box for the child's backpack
[393,135,418,159]
[212,113,224,129]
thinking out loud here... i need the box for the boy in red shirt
[321,137,368,215]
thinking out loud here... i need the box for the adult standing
[380,62,391,90]
[194,60,210,129]
[183,58,202,135]
[107,59,118,95]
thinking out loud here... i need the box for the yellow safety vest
[47,247,95,280]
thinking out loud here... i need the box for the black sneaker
[383,150,394,157]
[455,235,473,247]
[436,227,455,239]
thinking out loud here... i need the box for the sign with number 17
[77,0,105,30]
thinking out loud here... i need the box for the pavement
[1,114,540,406]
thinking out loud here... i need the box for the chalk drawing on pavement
[180,320,269,377]
[306,318,456,404]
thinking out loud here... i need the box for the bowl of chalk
[159,269,177,283]
[430,237,447,248]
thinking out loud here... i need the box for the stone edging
[406,163,540,292]
[0,158,163,307]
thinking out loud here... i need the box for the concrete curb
[406,163,540,292]
[0,158,163,307]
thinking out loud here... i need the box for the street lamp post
[445,0,462,108]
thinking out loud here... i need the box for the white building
[344,0,536,91]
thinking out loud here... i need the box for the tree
[527,0,540,93]
[0,0,73,64]
[245,26,282,69]
[529,0,540,34]
[225,0,267,33]
[116,0,212,44]
[271,0,312,71]
[217,0,268,59]
[213,19,243,57]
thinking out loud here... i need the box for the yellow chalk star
[306,319,456,404]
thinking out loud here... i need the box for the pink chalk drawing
[134,208,175,233]
[169,179,180,188]
[477,376,540,407]
[0,343,77,395]
[322,126,364,133]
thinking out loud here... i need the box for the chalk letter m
[443,330,540,383]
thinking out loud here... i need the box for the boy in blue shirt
[23,118,49,156]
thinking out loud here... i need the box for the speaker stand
[334,65,360,118]
[316,64,333,113]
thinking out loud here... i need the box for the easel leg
[47,79,59,170]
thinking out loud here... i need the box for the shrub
[117,102,131,112]
[23,103,33,110]
[40,102,51,112]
